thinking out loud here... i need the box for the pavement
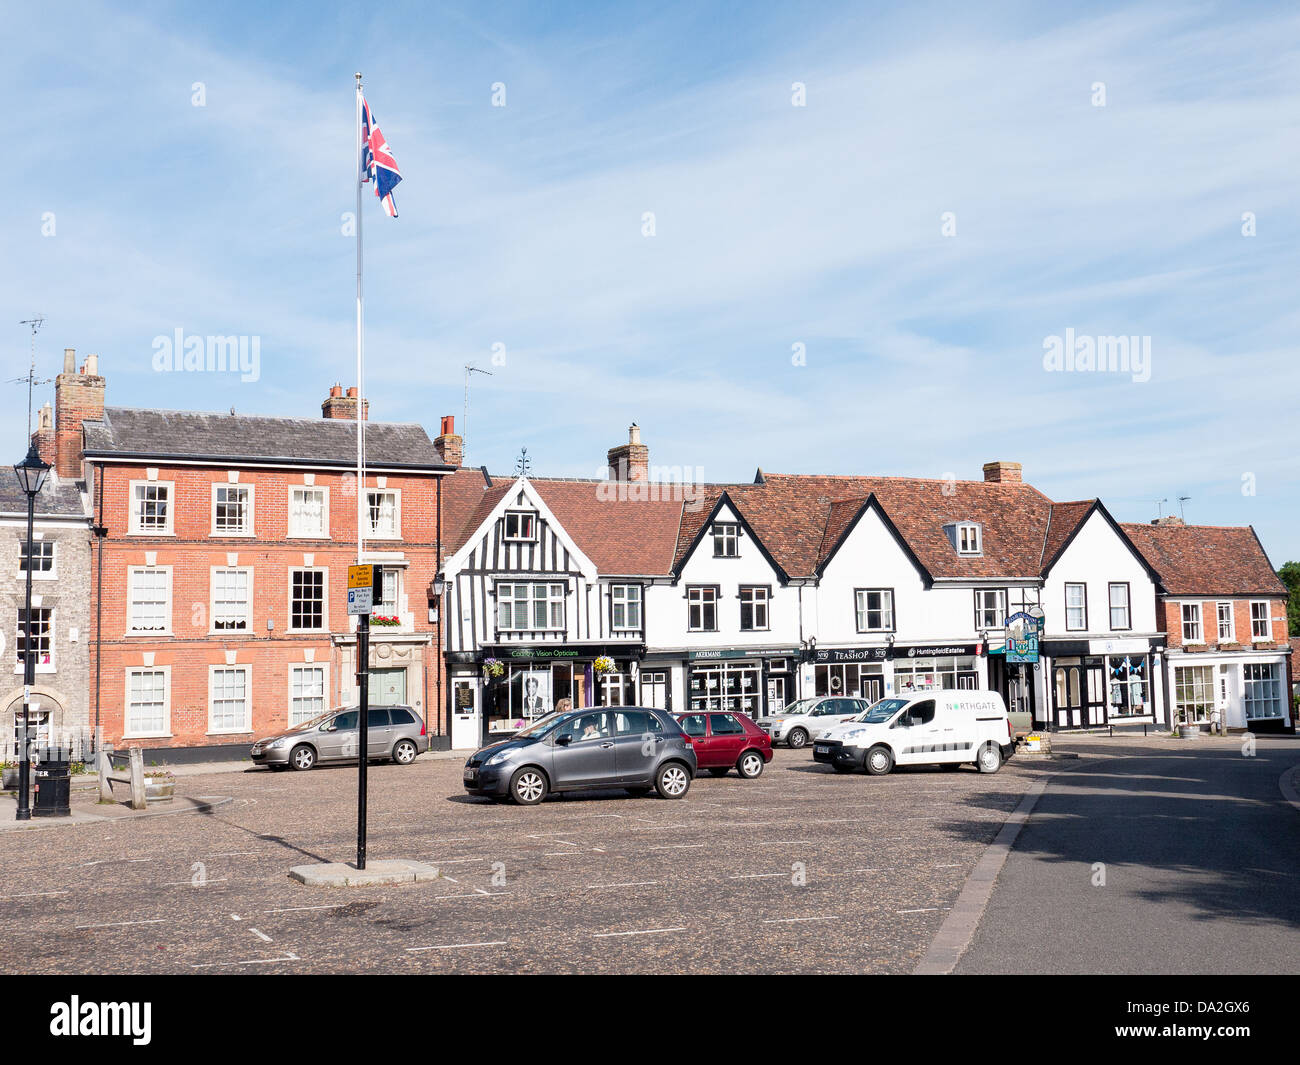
[3,733,1294,974]
[953,732,1300,974]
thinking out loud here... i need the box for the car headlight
[485,750,511,767]
[843,728,866,741]
[267,737,290,749]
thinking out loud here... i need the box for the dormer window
[503,510,538,542]
[712,523,740,557]
[946,522,977,559]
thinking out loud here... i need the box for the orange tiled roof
[1121,523,1286,597]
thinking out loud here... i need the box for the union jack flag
[361,97,402,218]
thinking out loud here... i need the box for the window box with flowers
[370,614,402,628]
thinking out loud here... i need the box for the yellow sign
[348,565,373,590]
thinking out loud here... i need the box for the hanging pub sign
[1004,611,1040,664]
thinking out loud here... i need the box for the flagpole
[354,72,365,567]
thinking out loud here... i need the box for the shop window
[1243,663,1283,719]
[1174,665,1214,725]
[1108,656,1148,717]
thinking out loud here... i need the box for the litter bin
[33,758,71,818]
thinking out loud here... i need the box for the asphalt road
[955,736,1300,974]
[0,747,1049,975]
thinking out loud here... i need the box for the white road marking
[204,851,261,858]
[75,919,166,930]
[763,916,839,924]
[754,840,813,845]
[427,857,484,865]
[730,873,786,880]
[161,877,230,887]
[441,876,459,884]
[0,890,69,899]
[407,941,507,952]
[433,892,509,901]
[262,904,345,914]
[584,881,660,889]
[250,928,272,942]
[898,907,940,914]
[646,843,705,851]
[592,926,687,938]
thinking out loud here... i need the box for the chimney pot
[434,414,463,467]
[322,386,368,420]
[608,424,649,483]
[63,348,75,374]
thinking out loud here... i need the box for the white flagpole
[354,72,365,567]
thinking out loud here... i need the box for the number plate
[463,768,477,782]
[815,746,830,755]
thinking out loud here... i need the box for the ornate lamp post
[13,444,50,820]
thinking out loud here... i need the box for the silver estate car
[250,704,428,771]
[463,707,697,805]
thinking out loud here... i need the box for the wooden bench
[97,747,146,810]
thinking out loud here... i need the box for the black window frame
[686,585,720,632]
[738,584,771,632]
[711,523,740,558]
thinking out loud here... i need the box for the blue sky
[3,1,1298,561]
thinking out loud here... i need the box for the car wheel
[787,728,809,749]
[288,744,316,771]
[977,743,1003,774]
[510,767,548,805]
[707,767,730,777]
[392,739,418,765]
[864,745,894,776]
[655,762,691,799]
[737,751,765,779]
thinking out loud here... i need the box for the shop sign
[1005,612,1040,664]
[689,648,797,661]
[899,644,977,658]
[814,647,887,663]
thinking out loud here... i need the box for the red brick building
[1124,518,1293,732]
[51,355,459,750]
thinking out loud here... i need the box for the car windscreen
[780,698,815,716]
[858,698,910,724]
[514,710,580,740]
[288,707,352,732]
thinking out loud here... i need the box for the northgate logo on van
[49,998,151,1045]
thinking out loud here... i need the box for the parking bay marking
[407,941,507,952]
[592,927,687,938]
[584,880,660,890]
[75,919,166,930]
[763,916,840,924]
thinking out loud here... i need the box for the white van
[811,690,1014,775]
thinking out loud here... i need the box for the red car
[674,712,772,779]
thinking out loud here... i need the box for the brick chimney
[434,414,462,467]
[607,423,649,483]
[322,383,368,421]
[1151,515,1184,526]
[54,349,106,480]
[30,403,55,467]
[982,461,1022,484]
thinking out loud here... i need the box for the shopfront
[472,643,645,741]
[1042,638,1163,730]
[686,649,797,720]
[812,647,887,701]
[889,644,981,694]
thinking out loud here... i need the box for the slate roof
[1121,523,1287,597]
[0,469,88,519]
[82,407,449,469]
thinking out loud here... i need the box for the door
[893,699,938,764]
[366,706,391,758]
[452,680,479,749]
[370,668,406,706]
[767,675,787,714]
[550,711,616,787]
[708,713,747,766]
[677,712,711,766]
[612,709,666,782]
[1054,660,1106,729]
[318,709,360,761]
[640,671,668,710]
[859,675,883,703]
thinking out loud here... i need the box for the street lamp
[13,444,50,821]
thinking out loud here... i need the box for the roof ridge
[101,405,425,430]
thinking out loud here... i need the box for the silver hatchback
[250,704,429,771]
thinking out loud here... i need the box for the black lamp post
[13,445,50,821]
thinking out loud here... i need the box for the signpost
[1005,611,1041,664]
[347,565,376,869]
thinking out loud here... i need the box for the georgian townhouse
[1123,519,1292,733]
[46,352,457,750]
[1,397,93,755]
[438,447,685,748]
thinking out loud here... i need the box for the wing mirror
[555,734,573,746]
